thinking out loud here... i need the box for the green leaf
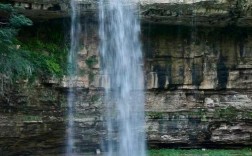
[10,15,33,27]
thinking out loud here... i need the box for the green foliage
[149,149,252,156]
[0,49,33,80]
[214,106,237,119]
[0,3,14,12]
[84,55,98,83]
[46,60,61,75]
[23,50,62,77]
[0,3,32,28]
[22,115,42,122]
[148,112,163,119]
[88,71,95,82]
[20,39,68,77]
[0,3,66,86]
[10,14,32,27]
[0,3,34,82]
[90,95,99,103]
[85,55,98,68]
[79,69,86,76]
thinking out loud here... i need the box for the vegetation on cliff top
[149,149,252,156]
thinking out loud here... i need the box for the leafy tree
[0,3,33,81]
[0,3,65,88]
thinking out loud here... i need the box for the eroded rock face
[141,25,252,148]
[5,0,252,26]
[142,25,252,90]
[0,82,66,155]
[0,7,252,156]
[3,24,252,154]
[141,0,252,26]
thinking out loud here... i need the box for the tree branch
[0,22,7,25]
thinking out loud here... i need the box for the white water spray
[66,0,80,155]
[99,0,146,156]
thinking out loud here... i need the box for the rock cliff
[0,0,252,155]
[7,0,252,26]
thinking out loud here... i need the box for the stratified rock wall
[0,82,66,155]
[7,0,252,26]
[141,0,252,26]
[141,25,252,148]
[0,0,252,155]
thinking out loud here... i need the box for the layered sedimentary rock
[1,22,252,155]
[141,0,252,26]
[7,0,252,26]
[0,0,252,155]
[142,24,252,147]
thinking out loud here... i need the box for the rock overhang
[4,0,251,27]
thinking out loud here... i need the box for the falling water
[99,0,146,156]
[67,0,80,155]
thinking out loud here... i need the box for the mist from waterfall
[67,0,80,155]
[99,0,146,156]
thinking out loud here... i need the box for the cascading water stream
[99,0,146,156]
[67,0,80,155]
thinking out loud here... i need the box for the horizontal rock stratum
[6,0,252,26]
[0,0,252,155]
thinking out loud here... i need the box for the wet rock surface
[0,3,252,155]
[142,25,252,148]
[1,24,252,155]
[4,0,252,26]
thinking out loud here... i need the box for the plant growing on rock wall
[0,3,65,90]
[20,39,67,77]
[85,55,98,68]
[0,3,33,82]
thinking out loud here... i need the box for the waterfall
[99,0,146,156]
[67,0,80,155]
